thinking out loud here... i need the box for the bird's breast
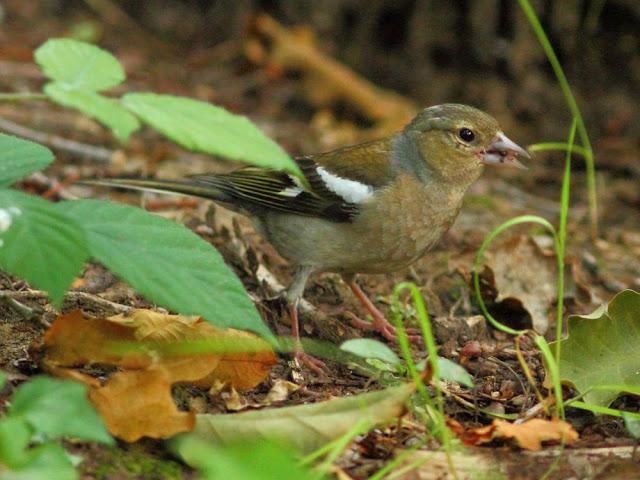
[261,174,464,274]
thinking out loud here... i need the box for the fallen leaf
[553,289,640,406]
[492,419,578,450]
[42,310,147,368]
[89,368,197,442]
[488,235,557,333]
[264,379,300,405]
[457,418,578,451]
[190,383,415,453]
[41,309,277,441]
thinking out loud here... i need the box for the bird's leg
[285,265,327,375]
[344,276,422,344]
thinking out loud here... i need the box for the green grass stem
[517,0,597,237]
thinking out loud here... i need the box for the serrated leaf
[0,190,88,306]
[187,383,414,453]
[2,443,77,480]
[623,412,640,439]
[34,38,125,91]
[554,289,640,406]
[44,84,139,142]
[57,199,271,339]
[340,338,401,365]
[9,376,113,444]
[0,417,31,467]
[122,93,300,176]
[172,436,324,480]
[0,135,54,187]
[437,357,474,387]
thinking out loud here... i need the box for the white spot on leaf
[0,207,22,233]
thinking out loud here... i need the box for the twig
[255,264,315,315]
[27,172,80,201]
[0,291,41,320]
[2,290,132,314]
[515,400,550,424]
[0,116,116,163]
[0,92,47,101]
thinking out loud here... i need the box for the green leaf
[122,93,301,176]
[0,190,88,306]
[57,199,271,338]
[437,357,474,388]
[0,417,31,467]
[340,338,401,365]
[34,38,125,91]
[44,84,139,142]
[9,376,113,444]
[172,436,323,480]
[623,413,640,439]
[188,383,414,453]
[554,289,640,406]
[0,135,54,187]
[1,443,77,480]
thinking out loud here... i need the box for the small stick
[2,290,132,314]
[0,116,116,163]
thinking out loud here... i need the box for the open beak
[482,132,530,169]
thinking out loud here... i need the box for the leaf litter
[1,5,639,478]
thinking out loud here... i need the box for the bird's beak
[482,132,530,169]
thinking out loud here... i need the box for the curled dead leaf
[41,309,277,441]
[456,418,578,451]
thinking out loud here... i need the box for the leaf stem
[0,92,48,101]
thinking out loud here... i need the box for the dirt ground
[0,1,639,478]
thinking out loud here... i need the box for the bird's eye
[458,128,475,143]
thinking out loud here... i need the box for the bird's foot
[346,279,422,344]
[294,350,328,376]
[347,311,422,344]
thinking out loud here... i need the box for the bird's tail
[81,177,231,202]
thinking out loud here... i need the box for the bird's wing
[189,138,396,223]
[188,166,359,222]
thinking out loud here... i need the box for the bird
[85,104,529,374]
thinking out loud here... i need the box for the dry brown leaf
[493,419,578,450]
[89,368,196,442]
[41,309,277,441]
[487,235,558,333]
[43,310,148,369]
[197,328,277,390]
[458,418,578,451]
[264,379,300,404]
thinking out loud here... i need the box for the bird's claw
[346,311,422,344]
[294,350,328,376]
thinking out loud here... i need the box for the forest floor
[0,3,639,479]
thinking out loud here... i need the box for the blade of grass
[534,335,564,419]
[553,119,577,376]
[517,0,597,237]
[391,283,447,443]
[527,142,588,158]
[368,441,426,480]
[567,401,640,420]
[473,214,558,336]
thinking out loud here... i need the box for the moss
[90,444,186,480]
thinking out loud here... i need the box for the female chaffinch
[89,104,529,373]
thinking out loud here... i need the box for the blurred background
[0,0,638,225]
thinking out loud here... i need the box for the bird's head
[404,104,529,185]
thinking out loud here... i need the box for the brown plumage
[85,104,530,374]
